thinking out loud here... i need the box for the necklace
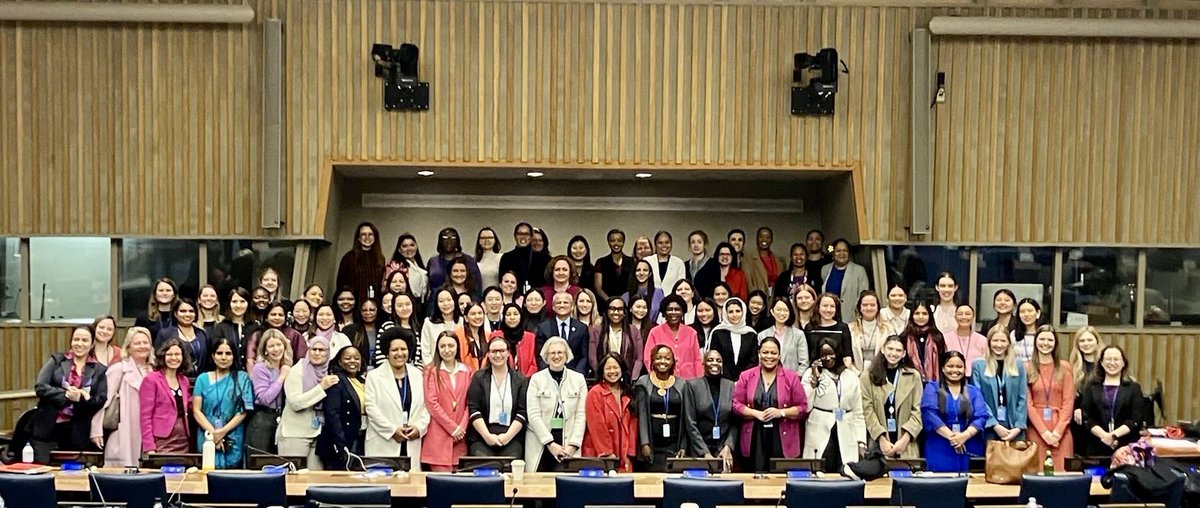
[651,375,675,396]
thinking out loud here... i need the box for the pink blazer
[139,370,191,453]
[732,366,807,458]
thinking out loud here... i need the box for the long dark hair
[867,335,917,386]
[209,337,251,416]
[443,256,477,296]
[154,338,194,374]
[626,295,653,338]
[429,288,461,325]
[627,259,657,296]
[936,350,972,417]
[475,227,502,261]
[390,233,425,269]
[597,352,633,394]
[352,222,385,266]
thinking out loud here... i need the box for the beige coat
[859,366,923,459]
[524,368,588,471]
[364,365,431,470]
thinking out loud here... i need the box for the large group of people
[29,222,1147,475]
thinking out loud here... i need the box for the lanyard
[1040,372,1054,406]
[886,369,901,409]
[397,376,410,409]
[1106,386,1120,422]
[662,387,671,415]
[711,392,721,426]
[494,372,510,413]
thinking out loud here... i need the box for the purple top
[251,363,285,409]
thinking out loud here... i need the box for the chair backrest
[662,478,745,508]
[0,473,57,507]
[555,476,635,508]
[889,477,969,508]
[1018,474,1093,508]
[1109,472,1186,508]
[206,471,288,507]
[785,479,866,508]
[426,475,506,508]
[90,472,167,508]
[306,485,391,506]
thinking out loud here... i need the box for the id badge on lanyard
[997,381,1008,422]
[711,399,721,440]
[886,405,898,433]
[661,389,672,437]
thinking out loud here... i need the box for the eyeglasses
[488,349,508,355]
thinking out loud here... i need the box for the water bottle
[21,442,33,463]
[1043,450,1054,476]
[201,431,216,471]
[1026,497,1038,508]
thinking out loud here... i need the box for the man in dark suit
[535,292,589,376]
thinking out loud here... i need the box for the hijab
[713,298,755,336]
[300,335,331,392]
[499,303,526,346]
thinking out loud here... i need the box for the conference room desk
[51,471,1112,501]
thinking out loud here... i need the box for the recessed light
[526,171,544,178]
[635,172,653,179]
[416,170,435,177]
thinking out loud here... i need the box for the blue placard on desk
[786,469,814,479]
[1083,466,1107,478]
[474,467,500,477]
[889,469,914,478]
[578,467,605,477]
[682,468,710,478]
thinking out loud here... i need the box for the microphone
[86,466,108,508]
[166,466,200,508]
[507,487,520,508]
[245,443,307,473]
[774,488,786,508]
[344,448,368,472]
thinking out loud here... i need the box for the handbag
[985,440,1040,484]
[102,391,121,432]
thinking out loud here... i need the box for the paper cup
[511,459,526,481]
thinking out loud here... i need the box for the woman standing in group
[424,331,472,471]
[343,298,382,371]
[428,228,483,296]
[318,344,367,470]
[139,339,192,458]
[860,336,922,459]
[649,231,687,292]
[590,297,642,379]
[1026,325,1074,471]
[574,289,602,332]
[981,289,1017,339]
[499,272,523,307]
[628,295,654,348]
[421,288,461,366]
[710,298,759,382]
[946,305,987,378]
[521,288,547,332]
[491,303,538,376]
[1011,299,1044,364]
[336,222,386,302]
[684,350,737,472]
[1069,327,1105,445]
[971,328,1028,441]
[279,336,337,470]
[89,315,121,367]
[136,278,178,340]
[334,288,358,331]
[758,298,809,374]
[880,286,911,334]
[584,353,638,472]
[383,233,429,305]
[366,334,429,470]
[376,294,422,366]
[247,329,293,454]
[932,273,961,336]
[466,337,528,457]
[848,291,896,372]
[456,303,490,372]
[259,267,284,305]
[476,227,503,288]
[903,302,946,381]
[632,236,653,262]
[31,326,108,463]
[623,259,663,320]
[802,340,867,472]
[694,242,748,301]
[303,284,325,309]
[635,345,688,472]
[805,293,854,370]
[480,286,505,332]
[642,295,702,379]
[733,338,807,473]
[670,280,699,325]
[524,337,588,471]
[1079,345,1143,458]
[566,235,595,293]
[91,327,153,467]
[192,338,255,469]
[250,287,272,326]
[211,288,259,369]
[791,286,818,331]
[155,298,209,376]
[691,298,720,353]
[921,351,988,472]
[246,303,308,373]
[773,243,820,301]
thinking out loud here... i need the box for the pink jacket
[643,323,703,379]
[139,370,191,453]
[421,363,472,468]
[732,366,807,458]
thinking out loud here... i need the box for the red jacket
[725,268,749,301]
[582,384,638,472]
[486,330,538,377]
[139,370,191,453]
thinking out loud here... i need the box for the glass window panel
[1144,249,1200,326]
[205,240,297,300]
[119,240,201,318]
[975,247,1056,325]
[29,237,112,322]
[883,245,970,305]
[1061,248,1137,327]
[0,238,21,320]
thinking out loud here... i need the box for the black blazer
[1079,378,1144,457]
[32,354,108,448]
[534,317,589,375]
[210,320,260,368]
[135,312,175,343]
[466,368,529,448]
[709,329,759,381]
[683,376,737,456]
[317,373,365,469]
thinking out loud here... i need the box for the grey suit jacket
[682,376,737,456]
[821,261,871,322]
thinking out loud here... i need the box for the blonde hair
[539,336,575,365]
[122,326,157,367]
[1026,325,1064,385]
[1069,326,1105,383]
[573,289,601,328]
[256,328,295,368]
[983,327,1019,377]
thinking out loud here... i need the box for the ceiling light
[634,172,652,179]
[416,170,434,177]
[526,171,544,178]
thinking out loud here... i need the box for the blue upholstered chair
[426,474,506,508]
[0,472,57,507]
[90,472,168,508]
[1018,474,1093,508]
[889,476,969,508]
[785,479,866,508]
[206,471,288,508]
[662,478,745,508]
[556,476,635,508]
[306,485,392,507]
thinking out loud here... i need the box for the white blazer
[278,363,328,440]
[364,365,430,471]
[649,255,687,293]
[801,368,866,465]
[524,368,588,472]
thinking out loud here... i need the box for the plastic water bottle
[201,431,216,471]
[1026,497,1038,508]
[1043,450,1054,476]
[21,443,33,463]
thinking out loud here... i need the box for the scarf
[906,326,941,381]
[712,298,755,336]
[300,336,331,392]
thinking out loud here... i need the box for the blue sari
[194,371,255,468]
